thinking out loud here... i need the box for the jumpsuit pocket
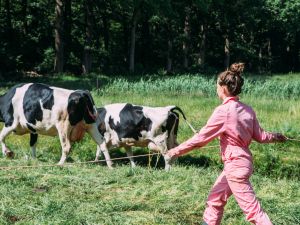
[223,147,253,182]
[224,146,253,161]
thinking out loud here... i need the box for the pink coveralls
[167,96,276,225]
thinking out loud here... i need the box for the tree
[64,0,72,69]
[129,1,143,73]
[182,6,191,69]
[54,0,64,73]
[0,0,300,75]
[82,0,93,74]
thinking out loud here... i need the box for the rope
[0,145,220,171]
[0,153,160,171]
[287,137,300,142]
[184,119,197,134]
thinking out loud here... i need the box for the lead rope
[148,148,152,169]
[184,119,197,134]
[0,153,161,171]
[287,137,300,142]
[0,145,220,171]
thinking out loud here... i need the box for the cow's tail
[169,106,197,134]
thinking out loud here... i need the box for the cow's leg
[148,136,172,171]
[30,133,38,158]
[87,124,113,168]
[96,142,113,169]
[163,154,176,171]
[124,146,136,168]
[56,122,71,165]
[0,125,16,158]
[164,138,178,171]
[95,145,102,161]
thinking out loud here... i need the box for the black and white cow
[0,83,105,164]
[95,103,193,170]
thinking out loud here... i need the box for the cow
[0,83,106,165]
[95,103,195,170]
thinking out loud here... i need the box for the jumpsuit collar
[222,96,239,105]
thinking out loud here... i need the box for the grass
[0,165,299,224]
[0,73,299,224]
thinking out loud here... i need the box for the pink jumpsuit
[167,96,276,225]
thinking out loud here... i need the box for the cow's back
[9,83,71,134]
[23,83,55,125]
[107,103,152,140]
[10,83,97,136]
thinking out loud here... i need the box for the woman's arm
[167,106,227,158]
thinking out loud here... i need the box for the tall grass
[99,73,300,99]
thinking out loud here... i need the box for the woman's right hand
[164,153,176,164]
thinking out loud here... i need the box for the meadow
[0,73,299,224]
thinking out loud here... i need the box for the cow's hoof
[57,162,65,166]
[107,164,114,169]
[165,165,172,171]
[6,151,15,159]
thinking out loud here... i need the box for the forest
[0,0,300,78]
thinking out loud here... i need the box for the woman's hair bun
[229,63,245,75]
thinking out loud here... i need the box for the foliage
[0,0,300,76]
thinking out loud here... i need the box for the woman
[165,63,286,225]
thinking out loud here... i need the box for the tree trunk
[82,0,93,74]
[64,0,71,68]
[54,0,64,73]
[224,35,230,69]
[258,47,263,73]
[248,31,255,71]
[197,24,206,68]
[122,16,128,65]
[102,14,109,51]
[141,17,150,69]
[4,0,12,32]
[267,38,272,72]
[183,7,191,69]
[296,32,300,71]
[21,0,28,35]
[102,13,109,71]
[166,39,172,73]
[129,5,141,73]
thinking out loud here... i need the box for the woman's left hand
[274,133,287,142]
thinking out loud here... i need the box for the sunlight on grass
[0,74,299,224]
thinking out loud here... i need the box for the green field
[0,74,300,224]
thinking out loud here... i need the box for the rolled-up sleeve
[167,106,227,157]
[252,113,275,143]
